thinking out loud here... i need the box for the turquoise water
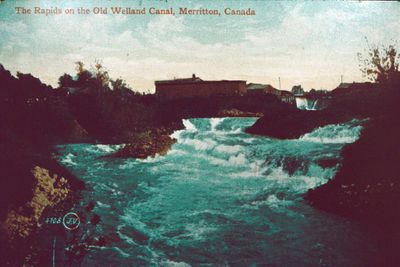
[57,118,378,266]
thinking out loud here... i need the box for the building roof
[280,90,293,95]
[155,74,246,86]
[247,83,277,90]
[335,82,377,90]
[247,83,266,90]
[155,77,203,85]
[336,83,353,89]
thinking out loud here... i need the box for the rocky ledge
[0,163,83,266]
[111,127,177,159]
[218,108,263,117]
[245,108,352,139]
[2,166,71,240]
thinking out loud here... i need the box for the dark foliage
[0,64,86,219]
[358,43,400,83]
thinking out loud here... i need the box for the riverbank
[306,112,400,266]
[305,114,400,225]
[0,65,88,265]
[0,159,84,266]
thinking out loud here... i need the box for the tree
[75,61,92,85]
[58,73,75,88]
[16,72,52,98]
[73,61,111,92]
[93,60,110,88]
[110,78,141,97]
[110,78,127,91]
[358,42,400,84]
[291,85,304,96]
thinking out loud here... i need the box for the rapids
[56,117,380,266]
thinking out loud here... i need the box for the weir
[295,96,330,110]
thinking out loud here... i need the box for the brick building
[155,74,247,98]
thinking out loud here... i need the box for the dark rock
[95,232,121,246]
[276,192,286,200]
[90,214,101,226]
[111,127,177,159]
[85,202,95,212]
[218,108,263,117]
[246,108,351,139]
[316,158,340,168]
[305,114,400,227]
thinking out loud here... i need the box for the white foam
[214,144,242,154]
[60,153,77,166]
[170,129,183,140]
[171,119,197,140]
[206,152,248,167]
[182,221,217,241]
[113,247,130,258]
[182,119,197,132]
[230,161,268,178]
[96,201,111,208]
[266,194,281,205]
[243,138,256,143]
[263,166,327,194]
[86,144,125,154]
[299,120,363,144]
[228,153,247,165]
[159,260,191,267]
[181,138,217,151]
[140,154,161,163]
[229,127,242,134]
[118,160,137,169]
[210,117,225,131]
[168,149,188,156]
[231,171,261,178]
[208,156,228,166]
[301,136,358,144]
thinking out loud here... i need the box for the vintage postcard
[0,0,399,266]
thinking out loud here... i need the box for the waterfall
[295,97,320,110]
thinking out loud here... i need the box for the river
[57,117,379,266]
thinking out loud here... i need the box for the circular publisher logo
[62,212,80,230]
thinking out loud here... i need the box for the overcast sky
[0,0,399,92]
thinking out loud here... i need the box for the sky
[0,0,399,92]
